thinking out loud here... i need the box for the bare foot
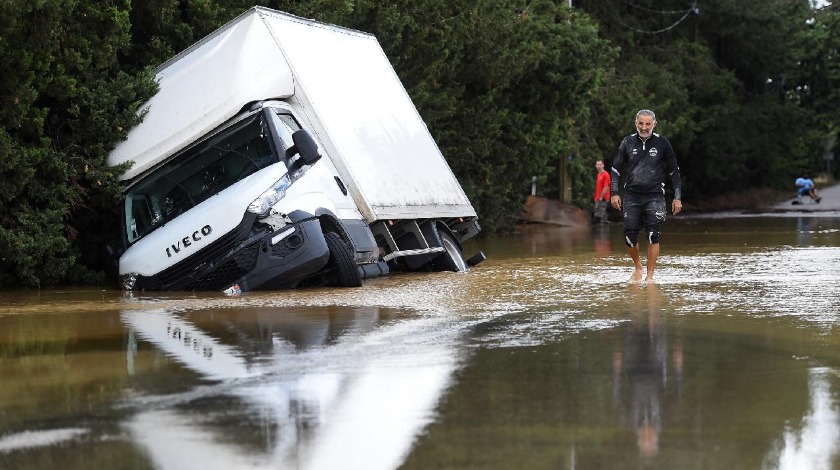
[630,268,643,283]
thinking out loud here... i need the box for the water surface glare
[1,216,840,469]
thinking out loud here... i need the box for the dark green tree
[0,1,156,287]
[796,2,840,175]
[693,0,819,190]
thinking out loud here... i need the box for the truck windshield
[124,114,277,244]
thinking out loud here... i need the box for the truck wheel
[434,231,468,272]
[325,232,362,287]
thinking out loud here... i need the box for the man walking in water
[610,109,682,283]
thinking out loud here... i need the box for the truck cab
[119,102,375,292]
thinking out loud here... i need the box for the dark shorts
[798,187,812,196]
[623,192,666,232]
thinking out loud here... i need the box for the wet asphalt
[770,182,840,212]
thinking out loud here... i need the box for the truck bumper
[232,217,330,291]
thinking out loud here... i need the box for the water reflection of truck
[107,7,482,292]
[121,306,460,469]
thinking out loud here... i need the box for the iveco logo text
[166,225,212,257]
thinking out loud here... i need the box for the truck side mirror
[286,129,321,166]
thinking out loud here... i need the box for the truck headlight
[248,175,291,215]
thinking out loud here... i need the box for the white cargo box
[108,7,476,223]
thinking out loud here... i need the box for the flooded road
[2,214,840,469]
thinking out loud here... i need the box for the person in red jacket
[593,159,611,223]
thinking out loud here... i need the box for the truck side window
[124,113,279,244]
[127,195,153,240]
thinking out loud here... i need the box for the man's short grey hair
[636,109,656,121]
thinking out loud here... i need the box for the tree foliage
[0,1,156,287]
[799,2,840,136]
[0,0,837,287]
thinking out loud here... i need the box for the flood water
[2,214,840,470]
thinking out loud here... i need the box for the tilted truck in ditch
[107,7,482,292]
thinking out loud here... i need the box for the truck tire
[325,232,362,287]
[434,231,468,272]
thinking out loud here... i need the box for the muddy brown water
[2,214,840,470]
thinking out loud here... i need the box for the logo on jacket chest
[632,146,658,157]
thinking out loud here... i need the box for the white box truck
[107,7,482,292]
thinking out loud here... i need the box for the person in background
[795,177,821,204]
[610,109,682,283]
[593,160,611,224]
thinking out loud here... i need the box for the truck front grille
[134,214,258,291]
[183,240,261,291]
